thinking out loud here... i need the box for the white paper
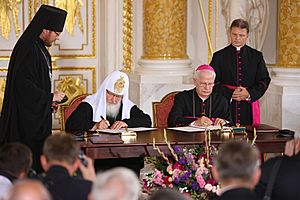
[168,125,232,132]
[168,126,203,132]
[96,127,157,133]
[127,127,157,132]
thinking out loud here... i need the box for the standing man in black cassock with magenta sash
[210,19,271,126]
[0,5,67,172]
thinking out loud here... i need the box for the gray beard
[106,101,121,119]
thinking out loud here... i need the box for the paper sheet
[168,125,232,132]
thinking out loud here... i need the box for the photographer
[39,133,95,200]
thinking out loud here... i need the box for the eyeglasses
[198,82,214,87]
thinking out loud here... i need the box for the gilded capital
[142,0,188,60]
[277,0,300,67]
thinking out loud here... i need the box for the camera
[78,151,88,167]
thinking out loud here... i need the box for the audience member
[39,133,95,200]
[212,140,261,200]
[148,189,189,200]
[5,179,51,200]
[168,64,231,127]
[0,143,32,199]
[255,138,300,200]
[90,167,140,200]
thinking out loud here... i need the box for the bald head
[6,180,51,200]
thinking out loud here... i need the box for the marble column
[261,1,300,135]
[130,0,193,119]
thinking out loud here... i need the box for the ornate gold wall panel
[0,0,96,59]
[277,0,300,67]
[142,0,188,60]
[52,65,96,129]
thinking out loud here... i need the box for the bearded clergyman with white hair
[66,70,151,131]
[65,70,151,175]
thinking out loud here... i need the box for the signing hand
[111,121,128,130]
[92,119,110,130]
[214,118,226,126]
[232,86,249,101]
[194,116,213,126]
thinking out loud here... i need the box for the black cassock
[0,38,53,171]
[65,102,152,131]
[168,89,231,127]
[210,44,271,125]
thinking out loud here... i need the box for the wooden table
[66,127,291,159]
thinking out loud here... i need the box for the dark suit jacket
[216,188,261,200]
[42,165,92,200]
[255,154,300,200]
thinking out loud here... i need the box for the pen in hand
[100,116,110,127]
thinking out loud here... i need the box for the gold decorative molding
[55,0,84,35]
[0,0,22,40]
[142,0,188,60]
[0,78,6,113]
[52,66,96,93]
[277,0,300,68]
[122,0,133,73]
[208,0,212,62]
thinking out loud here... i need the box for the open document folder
[168,125,232,133]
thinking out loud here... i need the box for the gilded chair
[60,94,88,130]
[152,91,179,128]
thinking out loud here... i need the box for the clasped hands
[232,86,250,101]
[194,116,225,126]
[91,119,128,131]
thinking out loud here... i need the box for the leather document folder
[246,124,279,133]
[89,134,124,144]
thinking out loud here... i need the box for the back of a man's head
[0,143,32,178]
[43,133,80,165]
[5,179,51,200]
[214,140,260,182]
[149,189,188,200]
[91,167,140,200]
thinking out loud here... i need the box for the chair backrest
[60,94,88,130]
[152,91,179,128]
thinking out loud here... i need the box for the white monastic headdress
[83,71,134,122]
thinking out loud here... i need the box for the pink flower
[167,165,173,174]
[168,184,173,188]
[204,183,213,191]
[172,168,181,179]
[153,169,164,185]
[196,174,206,188]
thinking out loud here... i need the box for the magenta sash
[223,84,260,125]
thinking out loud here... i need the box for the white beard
[106,101,121,119]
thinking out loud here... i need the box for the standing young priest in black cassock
[0,5,67,172]
[168,64,231,127]
[210,19,270,126]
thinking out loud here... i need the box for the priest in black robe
[210,19,271,125]
[66,70,152,175]
[168,64,231,127]
[0,5,67,172]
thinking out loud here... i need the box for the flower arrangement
[144,143,220,200]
